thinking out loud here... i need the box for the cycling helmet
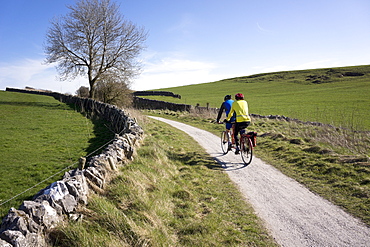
[235,93,244,100]
[224,95,232,101]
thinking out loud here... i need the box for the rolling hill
[144,65,370,130]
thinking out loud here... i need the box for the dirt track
[149,116,370,247]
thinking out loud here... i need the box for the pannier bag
[246,132,257,147]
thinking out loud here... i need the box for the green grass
[48,117,278,246]
[144,109,370,226]
[141,65,370,130]
[0,91,114,218]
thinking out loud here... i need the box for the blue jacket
[217,99,236,122]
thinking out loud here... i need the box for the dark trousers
[234,121,251,149]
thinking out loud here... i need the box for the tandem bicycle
[220,122,257,165]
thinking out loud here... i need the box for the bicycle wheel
[221,131,230,154]
[240,135,253,165]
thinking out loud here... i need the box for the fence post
[78,157,86,170]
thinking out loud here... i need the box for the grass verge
[143,109,370,226]
[48,116,278,246]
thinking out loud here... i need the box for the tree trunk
[89,81,95,99]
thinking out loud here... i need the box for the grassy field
[48,116,278,246]
[0,91,114,218]
[142,65,370,130]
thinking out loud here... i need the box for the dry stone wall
[133,96,219,114]
[1,88,144,247]
[133,96,191,111]
[133,91,181,98]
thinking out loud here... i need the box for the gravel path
[149,116,370,247]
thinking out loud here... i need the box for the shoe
[235,148,240,155]
[228,142,232,151]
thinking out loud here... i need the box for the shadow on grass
[167,151,225,171]
[0,100,72,109]
[65,103,116,158]
[167,149,249,172]
[85,116,116,157]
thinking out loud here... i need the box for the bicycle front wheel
[240,136,253,165]
[221,131,229,154]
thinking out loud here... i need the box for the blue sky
[0,0,369,93]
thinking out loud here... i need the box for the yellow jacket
[227,100,251,122]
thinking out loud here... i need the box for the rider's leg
[234,122,251,153]
[234,123,241,152]
[231,124,236,145]
[226,122,233,149]
[222,131,228,144]
[226,129,232,150]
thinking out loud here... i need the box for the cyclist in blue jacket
[216,95,236,150]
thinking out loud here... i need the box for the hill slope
[147,65,370,130]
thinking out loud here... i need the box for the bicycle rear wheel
[221,131,230,154]
[240,135,253,165]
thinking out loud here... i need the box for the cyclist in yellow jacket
[226,93,251,154]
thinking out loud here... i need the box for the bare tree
[44,0,147,98]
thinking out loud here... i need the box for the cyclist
[225,93,251,154]
[216,95,236,150]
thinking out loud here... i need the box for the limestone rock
[0,208,40,235]
[19,201,61,229]
[0,230,27,247]
[0,238,12,247]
